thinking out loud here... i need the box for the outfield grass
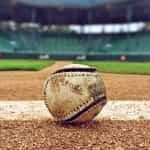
[75,61,150,75]
[0,59,54,71]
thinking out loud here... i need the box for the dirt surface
[0,61,71,100]
[1,61,150,150]
[0,61,150,100]
[102,73,150,100]
[0,120,150,150]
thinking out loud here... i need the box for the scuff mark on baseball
[43,64,107,123]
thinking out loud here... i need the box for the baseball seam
[63,93,106,121]
[65,95,106,122]
[51,72,99,78]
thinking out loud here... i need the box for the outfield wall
[1,52,150,61]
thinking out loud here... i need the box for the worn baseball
[43,64,107,123]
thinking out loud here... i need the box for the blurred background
[0,0,150,61]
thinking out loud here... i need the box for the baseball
[43,64,107,123]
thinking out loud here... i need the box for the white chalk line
[0,101,150,121]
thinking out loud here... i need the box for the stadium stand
[0,0,150,60]
[1,30,150,60]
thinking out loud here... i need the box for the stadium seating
[0,33,14,52]
[0,31,150,57]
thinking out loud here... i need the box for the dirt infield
[103,73,150,100]
[0,61,71,100]
[1,61,150,150]
[0,61,150,100]
[0,120,150,150]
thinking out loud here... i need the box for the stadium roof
[16,0,124,7]
[0,0,150,25]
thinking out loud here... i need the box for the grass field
[1,60,150,75]
[75,61,150,75]
[0,59,54,71]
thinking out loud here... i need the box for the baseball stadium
[0,0,150,149]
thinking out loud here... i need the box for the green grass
[0,59,54,71]
[75,61,150,75]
